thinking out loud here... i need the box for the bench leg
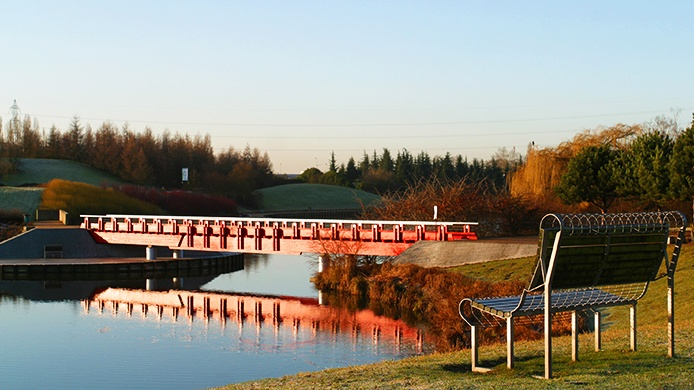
[595,310,602,352]
[470,325,491,373]
[667,277,675,358]
[471,325,479,371]
[630,304,637,351]
[544,303,552,379]
[571,311,579,361]
[507,317,514,369]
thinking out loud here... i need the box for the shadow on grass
[442,353,541,374]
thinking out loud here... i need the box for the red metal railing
[82,214,478,256]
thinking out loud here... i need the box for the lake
[0,254,432,389]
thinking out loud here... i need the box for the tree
[329,151,337,173]
[394,149,414,185]
[433,152,455,181]
[46,125,62,159]
[345,157,359,186]
[66,116,84,161]
[555,145,622,213]
[414,151,432,179]
[670,115,694,219]
[622,131,673,209]
[379,148,394,172]
[298,167,323,183]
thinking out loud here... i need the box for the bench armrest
[459,298,476,326]
[459,288,535,326]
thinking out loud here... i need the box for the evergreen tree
[358,152,370,176]
[555,145,622,213]
[345,157,359,186]
[414,151,432,179]
[329,151,337,173]
[379,148,394,172]
[670,115,694,219]
[394,149,414,184]
[622,131,673,209]
[66,116,84,161]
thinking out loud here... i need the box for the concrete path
[393,236,537,268]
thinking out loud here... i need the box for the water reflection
[0,276,216,302]
[81,287,425,353]
[0,254,432,389]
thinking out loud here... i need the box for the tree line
[511,114,694,217]
[0,113,525,200]
[0,115,277,205]
[301,147,523,194]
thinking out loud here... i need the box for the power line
[28,109,679,129]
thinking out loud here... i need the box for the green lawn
[2,158,123,186]
[254,183,380,211]
[221,245,694,389]
[0,187,44,215]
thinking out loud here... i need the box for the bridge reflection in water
[82,288,426,352]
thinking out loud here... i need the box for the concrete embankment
[0,225,244,281]
[0,224,215,259]
[393,236,538,268]
[0,226,146,259]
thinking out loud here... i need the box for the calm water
[0,254,431,390]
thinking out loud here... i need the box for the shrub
[116,185,237,216]
[313,258,551,352]
[40,179,163,217]
[365,177,547,237]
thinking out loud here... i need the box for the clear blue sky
[3,1,693,173]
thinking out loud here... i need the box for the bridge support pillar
[146,246,156,260]
[146,279,155,291]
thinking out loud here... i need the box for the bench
[459,211,686,379]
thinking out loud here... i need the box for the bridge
[83,287,426,351]
[81,215,478,257]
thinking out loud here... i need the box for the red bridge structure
[81,215,478,257]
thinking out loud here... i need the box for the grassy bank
[221,246,694,389]
[0,187,44,216]
[2,158,123,186]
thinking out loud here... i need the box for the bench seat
[468,288,633,318]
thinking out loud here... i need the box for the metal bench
[459,211,686,379]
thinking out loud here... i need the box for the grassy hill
[1,158,123,187]
[0,187,44,216]
[254,183,380,211]
[225,245,694,389]
[0,159,125,216]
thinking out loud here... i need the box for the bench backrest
[528,212,684,291]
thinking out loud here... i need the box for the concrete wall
[0,228,179,259]
[393,238,537,268]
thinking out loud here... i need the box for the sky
[3,1,694,174]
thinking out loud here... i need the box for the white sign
[182,168,189,182]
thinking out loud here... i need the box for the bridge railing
[82,214,477,238]
[81,214,478,255]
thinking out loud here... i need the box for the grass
[254,183,380,211]
[220,245,694,389]
[1,158,123,186]
[450,256,537,283]
[0,187,44,216]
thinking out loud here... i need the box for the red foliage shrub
[116,185,237,216]
[314,259,577,352]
